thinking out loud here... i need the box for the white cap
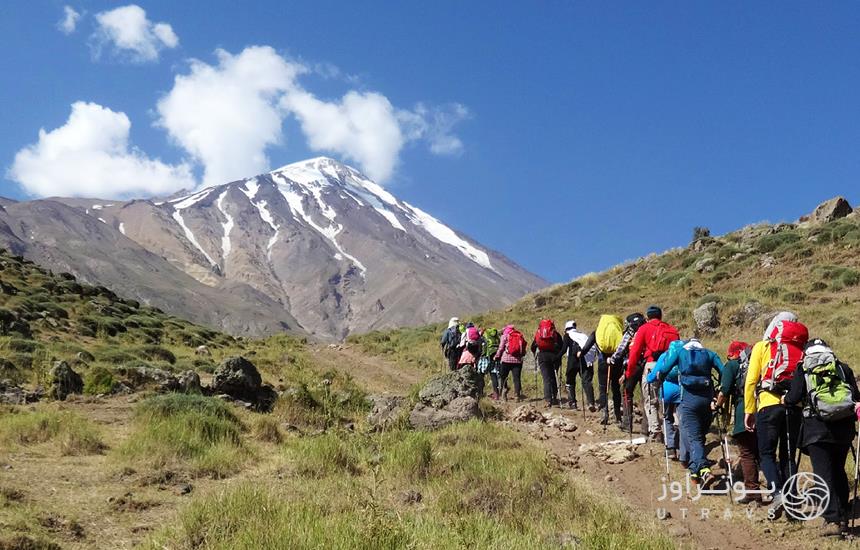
[564,320,576,331]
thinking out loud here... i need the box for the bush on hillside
[756,231,801,253]
[83,365,115,395]
[136,345,176,364]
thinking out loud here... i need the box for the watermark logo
[782,472,829,521]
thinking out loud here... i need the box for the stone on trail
[177,370,202,394]
[115,366,179,393]
[578,441,640,464]
[48,361,83,400]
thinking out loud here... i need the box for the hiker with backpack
[612,312,646,432]
[714,341,761,503]
[781,338,860,537]
[743,312,806,518]
[646,339,688,465]
[625,306,679,442]
[481,327,502,400]
[440,317,462,371]
[458,322,483,370]
[579,314,625,425]
[494,324,528,401]
[562,320,595,410]
[530,319,565,408]
[654,337,724,486]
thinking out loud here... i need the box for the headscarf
[448,317,459,329]
[727,341,749,359]
[502,324,515,335]
[763,311,797,341]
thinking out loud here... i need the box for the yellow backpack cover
[595,314,623,354]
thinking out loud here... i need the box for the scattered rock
[660,511,673,521]
[410,397,480,430]
[729,301,765,327]
[578,442,639,464]
[760,254,776,269]
[417,367,479,409]
[604,474,615,482]
[367,395,406,430]
[48,361,82,401]
[806,196,853,224]
[115,366,179,393]
[175,483,193,496]
[547,416,577,433]
[177,370,201,394]
[694,257,715,273]
[511,404,544,423]
[109,492,159,513]
[693,302,719,334]
[0,535,62,550]
[195,345,211,356]
[211,357,276,411]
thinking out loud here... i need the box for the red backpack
[760,320,808,394]
[507,330,526,358]
[648,321,679,360]
[535,319,557,352]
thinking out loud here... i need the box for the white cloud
[8,101,194,199]
[156,46,305,189]
[57,6,81,35]
[92,4,178,62]
[157,46,468,186]
[283,90,406,182]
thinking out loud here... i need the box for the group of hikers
[440,308,860,538]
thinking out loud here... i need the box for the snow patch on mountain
[402,202,493,270]
[118,222,126,235]
[216,190,234,259]
[171,188,216,266]
[255,199,279,259]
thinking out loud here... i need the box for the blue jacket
[651,339,723,396]
[647,340,684,405]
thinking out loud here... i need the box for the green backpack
[483,328,500,358]
[803,342,855,422]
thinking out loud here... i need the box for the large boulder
[693,302,719,335]
[211,356,276,411]
[48,361,83,400]
[409,368,481,430]
[805,197,853,224]
[177,370,202,394]
[115,365,179,392]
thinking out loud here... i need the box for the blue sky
[1,2,859,283]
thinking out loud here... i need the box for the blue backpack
[678,348,714,391]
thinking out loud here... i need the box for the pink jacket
[494,325,524,364]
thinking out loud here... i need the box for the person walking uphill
[782,339,860,537]
[531,319,564,408]
[494,325,528,401]
[743,312,807,518]
[626,306,679,442]
[580,314,625,424]
[613,312,646,432]
[646,339,688,465]
[656,338,724,486]
[440,317,461,371]
[481,327,502,400]
[562,321,594,410]
[714,341,761,503]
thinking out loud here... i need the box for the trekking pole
[602,358,611,434]
[581,363,586,423]
[659,385,670,480]
[715,410,734,504]
[533,352,538,401]
[785,407,796,479]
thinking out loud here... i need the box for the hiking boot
[568,401,578,410]
[820,522,843,538]
[502,388,509,401]
[698,468,716,489]
[544,401,553,409]
[648,432,664,444]
[768,493,784,520]
[588,404,597,413]
[736,493,762,505]
[516,394,526,402]
[667,449,679,461]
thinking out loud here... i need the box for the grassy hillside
[350,213,860,374]
[0,248,674,549]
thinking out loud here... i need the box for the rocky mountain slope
[2,157,545,339]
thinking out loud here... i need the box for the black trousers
[807,442,851,524]
[540,361,558,403]
[565,358,595,406]
[756,405,801,494]
[446,351,459,371]
[597,355,623,420]
[499,363,522,397]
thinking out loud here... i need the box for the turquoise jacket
[646,339,684,405]
[652,339,723,395]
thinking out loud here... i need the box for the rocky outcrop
[114,365,180,392]
[48,361,83,400]
[409,368,481,430]
[803,197,853,224]
[211,356,277,411]
[693,302,719,335]
[177,370,202,394]
[0,379,42,405]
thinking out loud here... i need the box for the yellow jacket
[743,340,781,414]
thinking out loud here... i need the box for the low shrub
[0,410,105,455]
[83,365,115,395]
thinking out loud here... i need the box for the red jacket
[625,319,679,378]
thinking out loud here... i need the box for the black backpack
[625,312,646,335]
[733,346,753,398]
